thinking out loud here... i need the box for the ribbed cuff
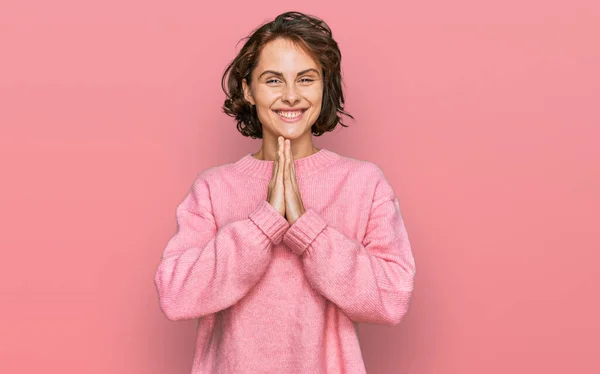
[248,200,289,245]
[282,208,327,255]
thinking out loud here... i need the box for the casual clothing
[154,148,416,373]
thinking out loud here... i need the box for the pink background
[1,0,599,373]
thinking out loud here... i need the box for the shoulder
[182,158,235,198]
[334,151,397,201]
[177,161,235,215]
[333,151,388,182]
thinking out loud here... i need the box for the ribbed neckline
[233,148,342,180]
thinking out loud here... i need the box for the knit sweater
[154,148,416,374]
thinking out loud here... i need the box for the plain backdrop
[1,0,599,373]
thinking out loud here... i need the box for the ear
[242,78,255,106]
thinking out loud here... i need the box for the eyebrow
[258,68,321,79]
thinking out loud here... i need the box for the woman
[154,11,416,374]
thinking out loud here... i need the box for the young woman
[154,11,416,373]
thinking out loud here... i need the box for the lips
[273,109,307,122]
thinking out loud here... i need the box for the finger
[271,137,282,176]
[275,145,282,170]
[283,143,289,183]
[275,137,282,168]
[286,140,294,165]
[277,140,284,182]
[290,150,297,182]
[286,139,293,182]
[286,141,298,187]
[274,154,279,180]
[289,144,296,186]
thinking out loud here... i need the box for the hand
[266,136,286,217]
[283,138,306,225]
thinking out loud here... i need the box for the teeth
[277,110,304,119]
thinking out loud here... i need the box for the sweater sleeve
[154,174,289,321]
[281,169,416,326]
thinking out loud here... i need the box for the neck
[234,146,341,180]
[252,133,319,161]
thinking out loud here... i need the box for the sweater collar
[233,148,341,180]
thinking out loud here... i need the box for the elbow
[154,268,215,321]
[386,305,409,326]
[383,289,414,326]
[348,305,409,326]
[156,288,183,321]
[385,269,416,326]
[157,293,198,321]
[159,303,180,321]
[154,273,193,322]
[161,302,190,322]
[347,289,414,326]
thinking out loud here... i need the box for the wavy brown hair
[221,11,354,139]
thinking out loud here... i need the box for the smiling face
[242,38,323,141]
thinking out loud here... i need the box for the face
[242,38,323,141]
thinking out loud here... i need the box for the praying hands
[266,136,306,225]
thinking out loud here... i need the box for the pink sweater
[154,148,416,373]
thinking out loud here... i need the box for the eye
[299,77,314,83]
[266,78,282,84]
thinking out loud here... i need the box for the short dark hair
[221,11,354,139]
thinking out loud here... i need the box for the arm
[154,175,289,321]
[282,170,416,326]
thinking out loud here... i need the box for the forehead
[255,38,319,72]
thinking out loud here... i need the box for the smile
[274,109,307,122]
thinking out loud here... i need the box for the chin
[279,128,311,139]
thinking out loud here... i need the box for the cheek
[254,95,276,119]
[312,85,324,102]
[309,92,323,114]
[256,107,275,124]
[252,87,275,105]
[310,107,322,122]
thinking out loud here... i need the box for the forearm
[155,200,289,321]
[283,200,416,325]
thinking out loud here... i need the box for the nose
[281,83,300,105]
